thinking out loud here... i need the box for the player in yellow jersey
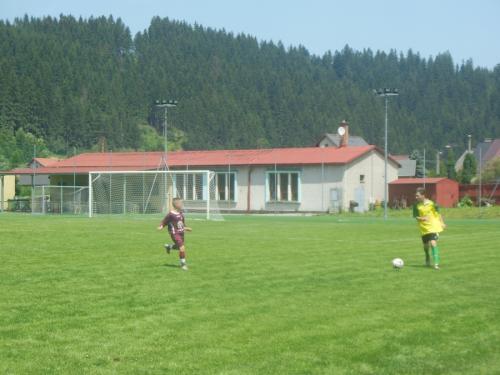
[413,187,447,270]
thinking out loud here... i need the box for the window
[360,174,365,183]
[174,173,204,200]
[267,172,300,202]
[175,173,185,197]
[214,172,237,201]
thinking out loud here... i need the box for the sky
[1,0,499,69]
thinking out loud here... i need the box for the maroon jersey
[161,211,185,234]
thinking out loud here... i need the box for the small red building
[389,178,459,208]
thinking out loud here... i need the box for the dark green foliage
[0,16,499,167]
[458,195,474,207]
[481,157,500,183]
[0,127,48,169]
[438,160,447,177]
[459,153,477,183]
[446,149,457,180]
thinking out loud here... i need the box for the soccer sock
[424,246,430,261]
[179,251,186,264]
[431,246,440,265]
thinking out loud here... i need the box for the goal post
[88,170,222,220]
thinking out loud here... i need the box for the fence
[459,183,500,204]
[32,186,89,215]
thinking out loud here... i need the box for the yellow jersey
[413,199,444,235]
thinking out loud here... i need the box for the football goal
[88,170,223,220]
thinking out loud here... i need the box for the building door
[329,188,341,213]
[354,186,365,213]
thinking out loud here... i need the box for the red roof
[390,177,453,185]
[4,146,399,175]
[32,158,60,167]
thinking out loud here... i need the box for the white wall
[244,165,345,212]
[342,151,399,211]
[202,166,256,211]
[193,153,398,213]
[213,165,345,212]
[300,165,344,211]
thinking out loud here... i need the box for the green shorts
[421,233,439,244]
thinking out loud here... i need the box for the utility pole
[423,148,426,188]
[31,144,36,214]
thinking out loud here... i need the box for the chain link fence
[31,186,89,215]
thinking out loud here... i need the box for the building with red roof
[17,157,62,186]
[30,158,60,168]
[389,177,459,208]
[1,145,400,214]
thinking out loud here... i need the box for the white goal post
[88,170,222,220]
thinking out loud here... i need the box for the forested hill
[1,15,499,168]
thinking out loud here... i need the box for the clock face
[337,126,346,136]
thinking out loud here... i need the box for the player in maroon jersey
[158,197,192,270]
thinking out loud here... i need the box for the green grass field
[1,213,500,374]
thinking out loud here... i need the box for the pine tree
[0,16,499,167]
[460,153,477,183]
[446,149,457,180]
[410,150,424,178]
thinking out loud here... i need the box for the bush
[457,195,474,208]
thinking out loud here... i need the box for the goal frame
[88,170,213,219]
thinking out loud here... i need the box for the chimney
[467,134,472,153]
[340,120,349,147]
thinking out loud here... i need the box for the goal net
[88,170,223,220]
[32,185,89,215]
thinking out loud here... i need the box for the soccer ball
[392,258,404,269]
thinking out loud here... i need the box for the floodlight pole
[154,100,178,212]
[374,88,399,220]
[154,99,178,167]
[436,151,442,175]
[479,146,482,213]
[384,97,388,219]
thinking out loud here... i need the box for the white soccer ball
[392,258,404,269]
